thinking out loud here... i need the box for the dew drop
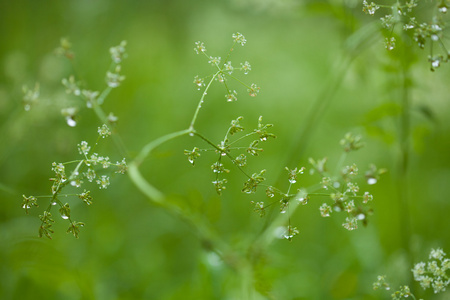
[432,59,440,68]
[61,214,69,220]
[298,198,308,205]
[367,178,377,185]
[439,6,448,13]
[357,213,366,220]
[51,201,57,206]
[283,234,293,240]
[289,179,296,184]
[206,252,222,267]
[66,117,77,127]
[107,82,120,88]
[189,132,194,137]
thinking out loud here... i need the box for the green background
[1,0,449,299]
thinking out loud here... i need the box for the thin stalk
[283,55,352,169]
[127,128,232,269]
[399,66,412,255]
[189,71,221,130]
[193,131,252,179]
[335,152,348,175]
[97,86,112,105]
[128,161,165,204]
[91,99,128,158]
[134,129,192,166]
[129,129,192,203]
[281,21,380,171]
[253,189,305,248]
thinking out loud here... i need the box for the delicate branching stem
[91,99,128,158]
[189,71,221,130]
[129,128,191,203]
[97,86,112,105]
[228,132,257,146]
[134,129,192,166]
[193,131,252,179]
[225,152,252,179]
[69,160,85,181]
[225,73,252,89]
[223,41,238,64]
[254,189,306,248]
[192,131,220,150]
[127,129,235,273]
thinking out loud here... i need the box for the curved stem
[128,161,166,204]
[129,128,192,202]
[189,71,221,130]
[134,129,192,166]
[127,128,233,269]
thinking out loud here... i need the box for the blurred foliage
[1,0,450,299]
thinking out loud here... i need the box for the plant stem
[128,128,191,203]
[134,129,192,166]
[189,71,221,130]
[97,86,112,105]
[281,21,379,170]
[399,64,412,257]
[91,99,128,158]
[128,128,233,270]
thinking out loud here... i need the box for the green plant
[19,33,389,298]
[374,248,450,299]
[362,0,450,70]
[22,33,383,242]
